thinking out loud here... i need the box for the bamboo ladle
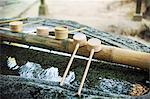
[77,38,102,96]
[9,21,23,32]
[60,33,87,86]
[54,27,86,40]
[8,19,45,32]
[37,27,86,38]
[0,21,86,37]
[36,26,49,36]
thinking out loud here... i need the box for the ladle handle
[60,43,80,86]
[0,27,10,31]
[77,49,95,96]
[0,18,27,24]
[23,19,45,26]
[69,27,86,33]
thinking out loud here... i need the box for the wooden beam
[0,30,150,70]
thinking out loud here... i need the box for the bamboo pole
[0,30,150,70]
[0,18,27,24]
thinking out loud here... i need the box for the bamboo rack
[0,30,150,70]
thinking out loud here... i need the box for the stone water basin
[0,18,149,98]
[0,44,149,99]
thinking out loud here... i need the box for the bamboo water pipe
[60,33,87,86]
[0,30,150,70]
[77,38,102,96]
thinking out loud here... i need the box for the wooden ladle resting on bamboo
[0,27,149,70]
[1,21,86,37]
[77,38,102,96]
[7,20,45,32]
[60,33,87,86]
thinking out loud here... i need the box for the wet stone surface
[0,75,133,99]
[96,78,132,94]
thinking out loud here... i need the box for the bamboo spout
[0,30,150,70]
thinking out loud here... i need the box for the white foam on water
[12,66,20,70]
[7,57,133,95]
[65,72,75,84]
[7,57,75,84]
[19,62,75,84]
[38,67,62,82]
[7,57,17,69]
